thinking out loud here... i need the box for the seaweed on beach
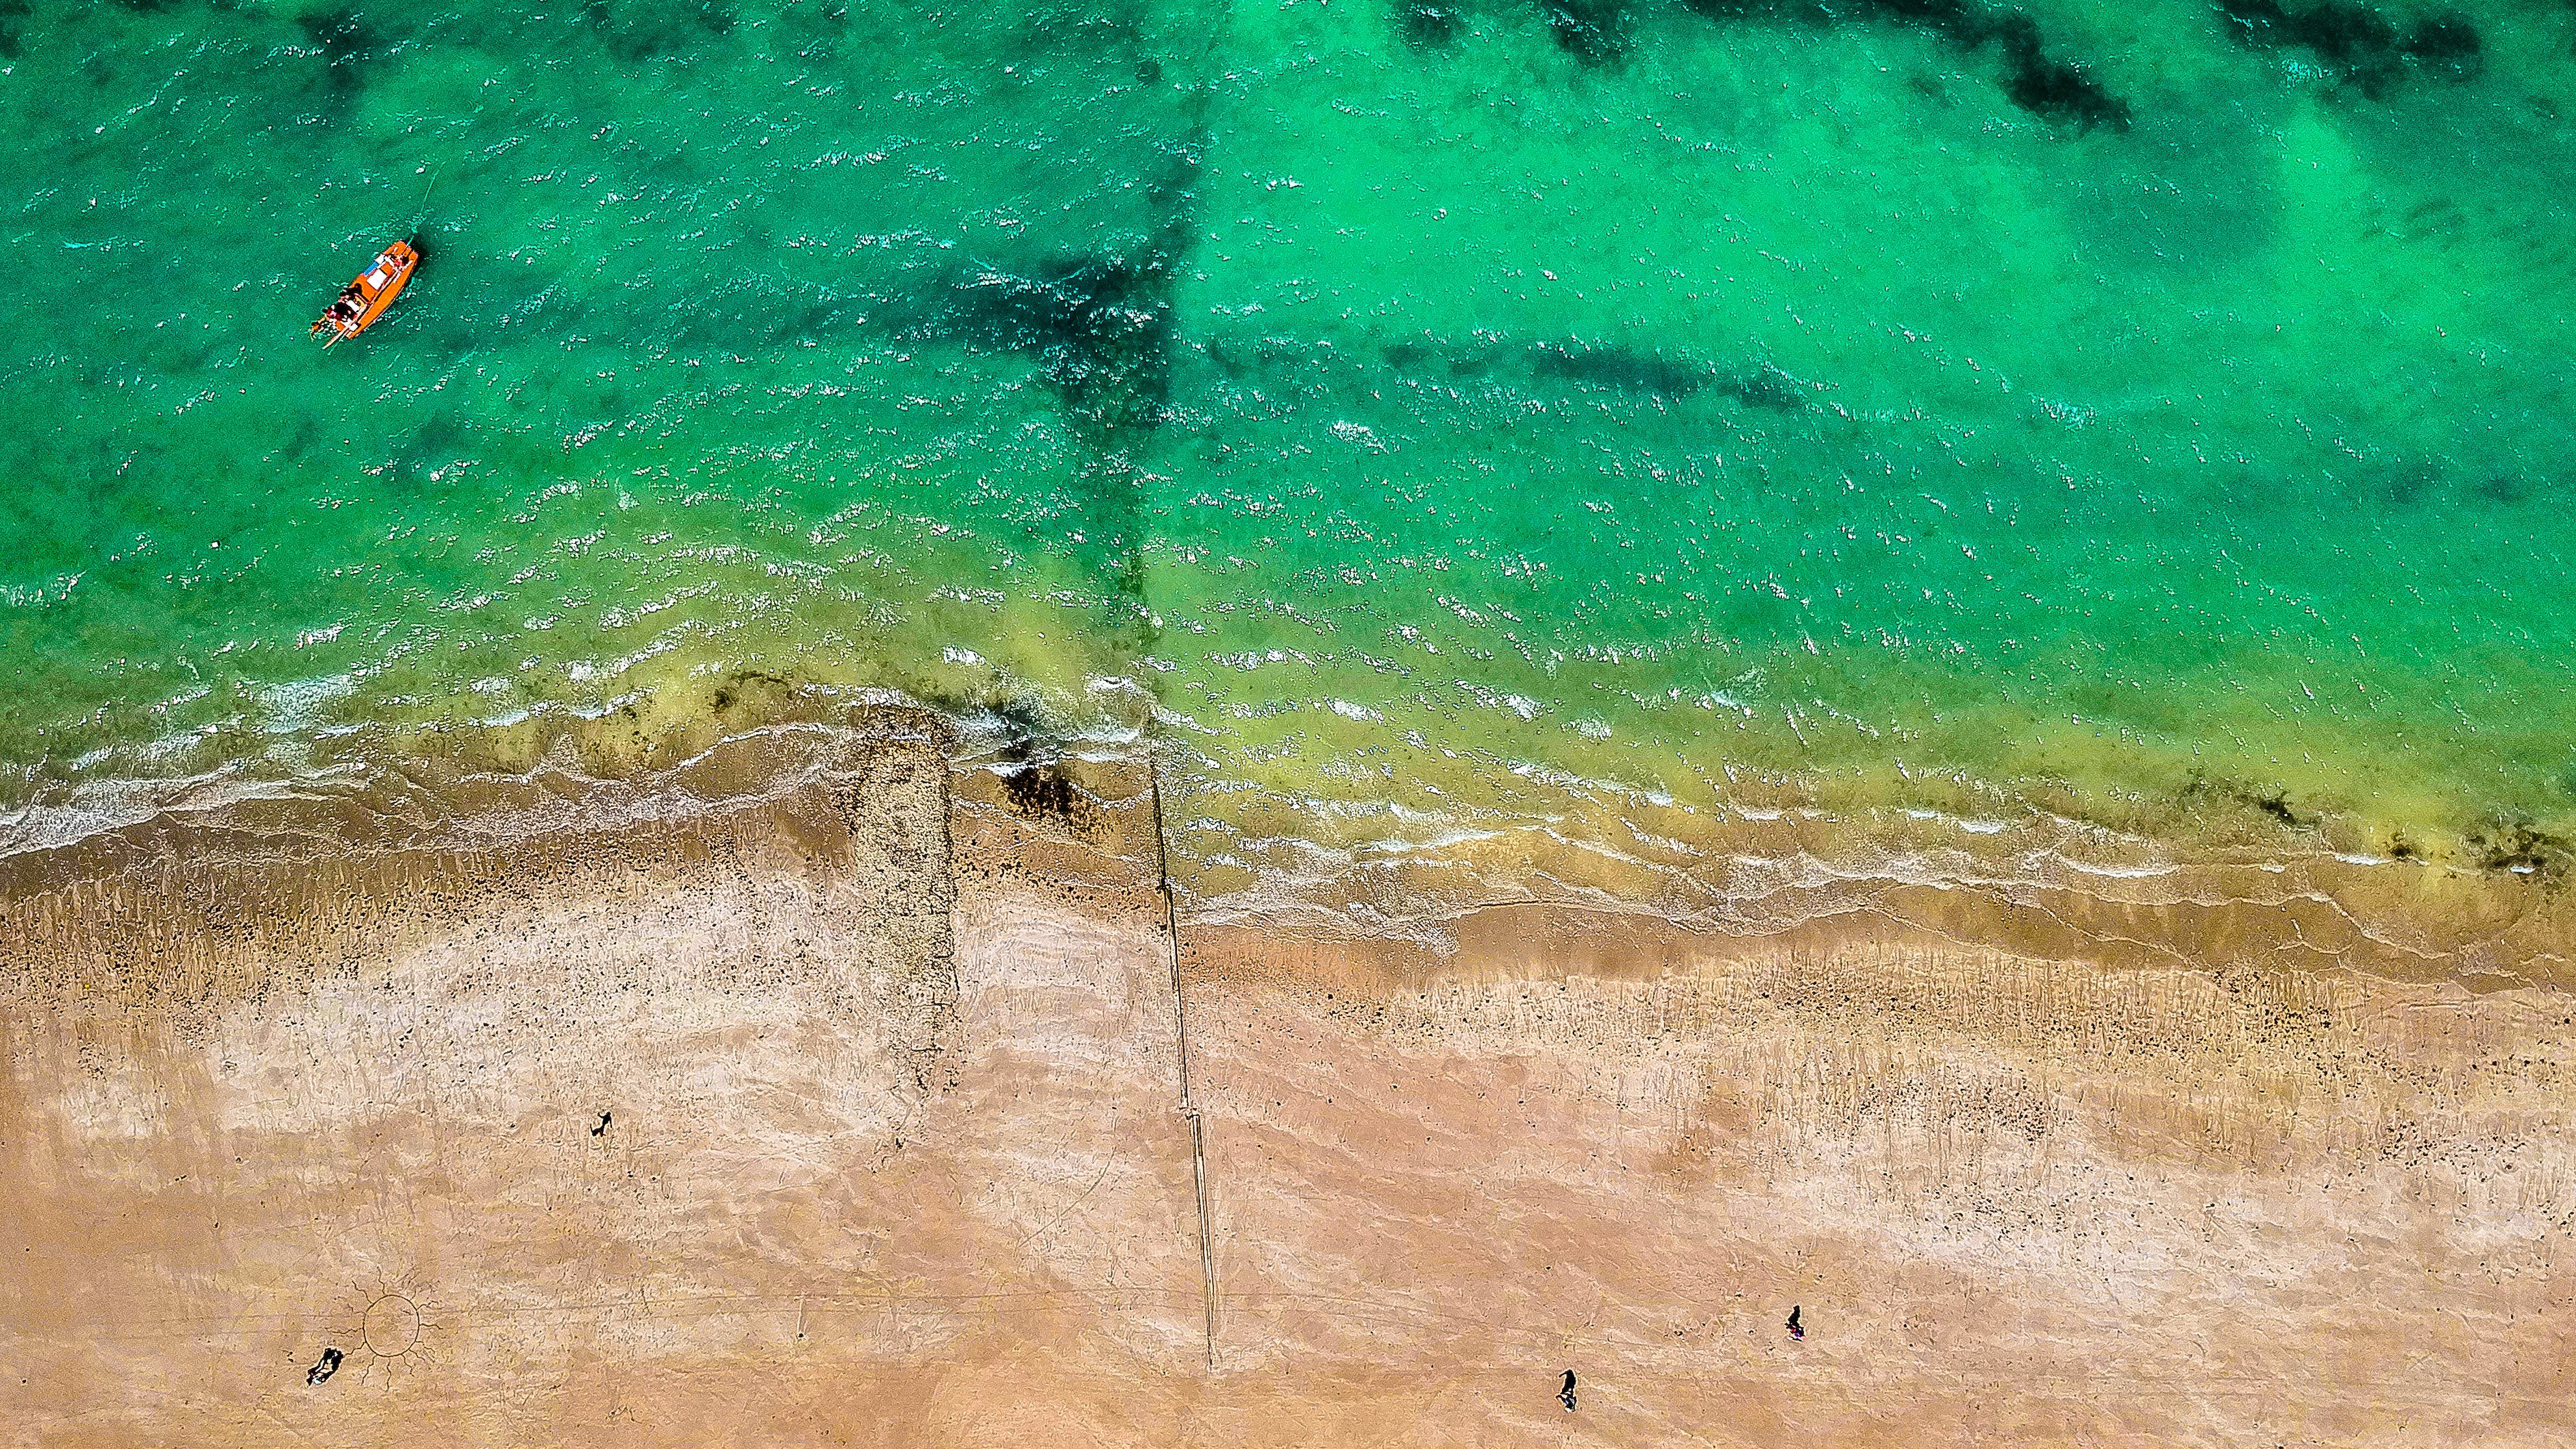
[1002,760,1088,825]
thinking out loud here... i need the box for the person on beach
[1787,1305,1804,1341]
[1557,1369,1577,1411]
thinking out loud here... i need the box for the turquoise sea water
[3,0,2573,881]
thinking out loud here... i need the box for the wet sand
[3,718,2571,1446]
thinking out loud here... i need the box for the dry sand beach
[3,710,2570,1446]
[12,1,2576,1442]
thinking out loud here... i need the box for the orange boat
[310,239,420,347]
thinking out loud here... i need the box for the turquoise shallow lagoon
[3,0,2573,885]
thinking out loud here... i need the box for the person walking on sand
[1557,1369,1577,1410]
[1787,1305,1805,1341]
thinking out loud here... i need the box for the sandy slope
[3,736,2570,1445]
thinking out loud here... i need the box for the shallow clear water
[3,0,2573,875]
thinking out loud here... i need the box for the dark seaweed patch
[1544,0,1631,64]
[581,0,737,63]
[946,254,1176,436]
[1402,2,1465,48]
[707,669,790,719]
[2470,823,2569,877]
[0,0,30,59]
[1023,4,1147,52]
[2373,459,2438,508]
[2184,774,2312,831]
[2472,471,2533,506]
[772,0,850,61]
[298,5,372,108]
[1987,14,2129,132]
[1530,343,1708,396]
[2215,0,2483,99]
[1727,362,1811,411]
[990,698,1052,763]
[384,408,471,489]
[1397,337,1817,408]
[1385,339,1493,380]
[1679,0,2129,132]
[2250,789,2303,827]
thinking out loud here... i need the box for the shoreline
[5,681,2569,1000]
[3,710,2571,1443]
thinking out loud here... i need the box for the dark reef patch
[2215,0,2482,98]
[0,0,31,59]
[1678,0,2130,131]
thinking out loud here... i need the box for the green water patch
[1,0,2572,875]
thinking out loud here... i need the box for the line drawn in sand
[326,1272,440,1385]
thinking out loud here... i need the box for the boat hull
[312,240,419,346]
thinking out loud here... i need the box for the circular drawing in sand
[363,1293,423,1358]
